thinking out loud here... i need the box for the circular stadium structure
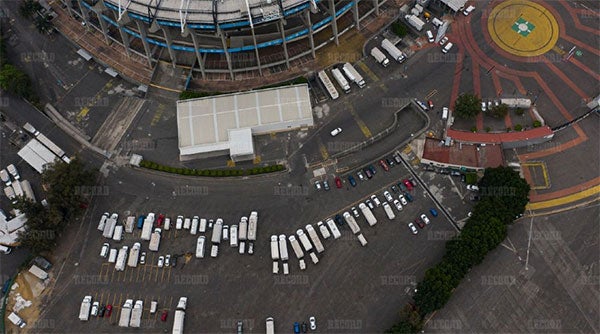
[59,0,392,80]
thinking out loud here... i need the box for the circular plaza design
[487,0,559,57]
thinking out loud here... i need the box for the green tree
[514,108,525,116]
[0,64,33,98]
[478,166,530,223]
[386,321,415,333]
[414,265,455,315]
[489,103,509,118]
[15,199,61,254]
[19,0,42,19]
[532,120,542,127]
[454,93,481,119]
[34,14,54,34]
[391,21,408,38]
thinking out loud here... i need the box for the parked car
[248,242,254,255]
[165,254,171,267]
[323,180,330,191]
[383,191,393,202]
[481,101,487,112]
[348,175,357,187]
[160,310,168,322]
[330,127,342,136]
[379,159,390,171]
[157,256,165,267]
[237,321,243,334]
[393,154,402,164]
[370,194,381,207]
[409,178,417,187]
[366,199,375,210]
[386,157,395,167]
[100,243,109,258]
[421,214,431,225]
[404,192,414,202]
[429,208,439,217]
[294,322,301,333]
[364,168,373,179]
[399,194,408,206]
[98,305,106,317]
[334,214,344,226]
[403,179,413,191]
[314,181,322,190]
[351,206,360,218]
[309,316,317,330]
[427,100,434,109]
[334,177,342,188]
[439,36,449,46]
[408,222,418,235]
[357,170,365,181]
[91,302,99,316]
[171,255,177,268]
[157,214,165,227]
[415,218,425,229]
[368,164,377,175]
[137,215,145,229]
[391,185,399,193]
[139,252,146,265]
[467,184,479,191]
[393,199,403,211]
[398,182,407,192]
[105,304,113,317]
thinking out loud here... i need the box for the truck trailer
[381,39,406,63]
[20,180,36,202]
[405,14,425,31]
[383,202,396,220]
[359,203,378,226]
[305,224,325,253]
[125,216,135,233]
[172,297,187,334]
[118,299,133,327]
[318,70,339,100]
[270,235,280,260]
[296,229,313,252]
[127,243,140,267]
[247,211,258,241]
[129,300,143,328]
[317,221,331,239]
[278,234,289,261]
[79,296,92,321]
[141,214,155,240]
[342,63,366,88]
[325,218,342,239]
[102,214,117,239]
[370,47,390,67]
[115,246,129,271]
[112,225,123,241]
[288,235,304,259]
[230,225,238,247]
[196,236,206,258]
[149,228,161,251]
[331,68,350,93]
[343,212,361,234]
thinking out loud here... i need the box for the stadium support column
[328,0,339,45]
[85,0,110,45]
[278,19,290,69]
[217,27,234,80]
[135,21,154,68]
[116,14,132,57]
[304,9,315,58]
[353,0,360,30]
[373,0,379,16]
[161,28,177,68]
[249,25,263,76]
[188,30,207,79]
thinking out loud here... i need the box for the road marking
[522,161,551,189]
[75,80,114,123]
[378,82,388,92]
[425,89,438,100]
[355,60,379,82]
[227,160,235,167]
[345,101,372,138]
[318,138,329,160]
[527,184,600,210]
[150,104,165,126]
[76,107,89,122]
[253,156,262,164]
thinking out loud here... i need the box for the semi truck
[190,216,199,235]
[8,312,26,328]
[118,299,133,327]
[183,217,191,229]
[230,225,238,247]
[239,217,248,241]
[199,218,207,233]
[115,246,129,271]
[331,68,351,93]
[36,133,65,158]
[405,14,425,31]
[79,296,92,321]
[381,39,406,63]
[129,300,143,328]
[172,297,187,334]
[125,216,135,233]
[325,218,342,239]
[318,70,339,100]
[97,212,108,231]
[211,219,223,244]
[23,122,39,136]
[317,221,331,239]
[141,216,154,241]
[359,203,378,226]
[266,317,275,334]
[305,224,324,253]
[370,47,390,67]
[108,248,117,263]
[11,180,23,197]
[296,229,313,252]
[102,214,117,239]
[149,228,161,251]
[288,235,304,259]
[342,212,361,234]
[127,243,140,267]
[383,202,396,220]
[270,235,280,260]
[112,225,123,241]
[342,63,366,88]
[20,180,36,202]
[4,186,16,203]
[247,211,258,241]
[278,234,289,261]
[196,236,206,258]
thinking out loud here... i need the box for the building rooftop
[421,137,504,169]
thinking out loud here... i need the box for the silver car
[408,223,418,235]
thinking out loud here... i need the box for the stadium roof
[441,0,468,11]
[177,84,313,157]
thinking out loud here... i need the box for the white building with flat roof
[176,84,313,161]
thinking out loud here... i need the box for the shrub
[514,108,525,116]
[506,127,511,132]
[470,126,477,133]
[485,126,491,133]
[514,124,523,131]
[391,21,408,38]
[532,120,542,128]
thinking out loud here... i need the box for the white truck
[108,248,117,263]
[342,63,366,88]
[317,221,331,239]
[370,47,390,67]
[296,229,313,252]
[115,246,129,271]
[4,186,16,202]
[79,296,92,321]
[125,216,135,233]
[278,234,289,261]
[230,225,238,247]
[102,214,118,239]
[112,225,123,241]
[141,214,154,240]
[20,180,35,202]
[36,133,65,158]
[305,224,325,253]
[183,217,191,230]
[270,235,280,260]
[127,243,140,267]
[211,219,223,244]
[97,212,109,231]
[266,317,275,334]
[343,212,361,234]
[23,122,39,136]
[239,217,248,241]
[288,235,304,259]
[199,218,207,233]
[172,297,187,334]
[196,236,206,258]
[118,299,133,327]
[383,202,396,220]
[357,233,368,247]
[381,39,406,63]
[325,218,342,239]
[129,300,143,328]
[8,312,26,328]
[247,211,258,241]
[149,228,161,251]
[11,180,23,197]
[331,68,351,93]
[405,14,425,31]
[318,70,339,100]
[190,216,199,235]
[359,203,378,226]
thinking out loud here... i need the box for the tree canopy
[489,103,509,118]
[454,93,481,119]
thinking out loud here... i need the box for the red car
[105,304,113,317]
[403,179,414,191]
[161,310,168,322]
[427,100,434,109]
[415,218,425,229]
[156,214,165,227]
[335,177,343,189]
[379,160,390,172]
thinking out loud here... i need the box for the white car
[467,184,480,191]
[420,214,430,225]
[399,195,408,206]
[165,254,171,267]
[91,302,99,316]
[383,191,394,202]
[309,316,317,330]
[463,5,475,16]
[140,252,146,265]
[393,199,403,211]
[370,194,381,207]
[330,127,342,137]
[157,256,165,268]
[100,243,109,258]
[248,242,254,255]
[439,36,448,46]
[408,223,418,235]
[351,206,360,218]
[314,181,322,190]
[0,169,11,186]
[357,170,365,181]
[481,101,487,112]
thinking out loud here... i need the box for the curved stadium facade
[59,0,391,80]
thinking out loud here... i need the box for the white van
[230,225,238,247]
[176,215,183,230]
[426,30,434,43]
[150,301,158,314]
[195,236,205,258]
[183,217,191,229]
[108,249,118,263]
[442,107,449,120]
[442,42,454,54]
[357,234,368,247]
[199,218,207,233]
[164,217,171,230]
[0,245,12,254]
[112,225,123,242]
[190,216,199,235]
[463,5,475,16]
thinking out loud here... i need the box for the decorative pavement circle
[488,0,559,57]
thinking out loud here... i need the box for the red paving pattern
[446,0,599,206]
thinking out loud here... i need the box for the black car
[386,158,395,167]
[398,182,407,192]
[301,322,308,333]
[334,214,344,226]
[368,164,377,175]
[98,305,106,317]
[391,185,399,193]
[171,256,177,268]
[460,174,466,182]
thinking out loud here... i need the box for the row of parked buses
[317,62,366,100]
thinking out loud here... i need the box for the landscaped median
[138,160,285,177]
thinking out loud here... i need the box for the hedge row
[138,160,285,177]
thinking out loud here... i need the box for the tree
[414,265,455,315]
[454,93,481,119]
[489,103,509,118]
[19,0,42,19]
[533,120,542,128]
[34,14,54,34]
[478,166,530,223]
[392,21,408,38]
[0,64,33,98]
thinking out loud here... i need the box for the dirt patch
[5,272,50,333]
